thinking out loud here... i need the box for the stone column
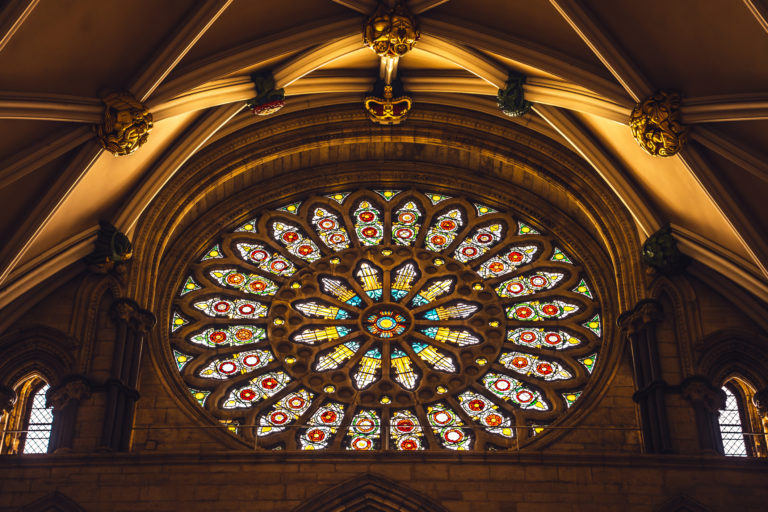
[46,376,92,453]
[618,299,672,453]
[680,376,726,454]
[0,386,17,453]
[752,388,768,456]
[100,299,155,451]
[0,385,16,415]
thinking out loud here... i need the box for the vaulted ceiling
[1,0,767,309]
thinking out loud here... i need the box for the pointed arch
[293,473,448,512]
[656,495,710,512]
[21,491,85,512]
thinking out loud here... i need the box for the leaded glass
[392,201,422,246]
[458,390,514,438]
[499,351,573,381]
[170,188,603,450]
[353,200,384,246]
[424,208,463,251]
[198,349,273,379]
[193,298,268,319]
[23,385,53,454]
[311,207,350,251]
[345,409,381,450]
[209,269,278,296]
[272,221,321,262]
[496,271,564,298]
[189,325,266,347]
[223,371,291,408]
[235,242,296,277]
[476,245,538,279]
[391,409,425,450]
[298,402,345,450]
[425,403,473,450]
[719,386,748,456]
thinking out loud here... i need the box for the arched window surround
[0,373,52,455]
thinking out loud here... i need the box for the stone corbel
[84,220,133,275]
[497,71,532,118]
[641,225,690,276]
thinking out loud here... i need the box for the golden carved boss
[95,91,153,156]
[629,90,688,157]
[364,2,419,58]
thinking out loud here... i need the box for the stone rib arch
[293,473,448,512]
[0,325,78,389]
[695,327,768,390]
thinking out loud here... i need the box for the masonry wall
[1,260,768,511]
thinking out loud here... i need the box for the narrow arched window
[22,383,53,454]
[719,384,748,456]
[1,376,53,455]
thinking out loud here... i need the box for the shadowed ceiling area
[1,0,767,310]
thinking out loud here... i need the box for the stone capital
[617,299,663,336]
[0,385,17,414]
[47,376,92,410]
[681,376,726,413]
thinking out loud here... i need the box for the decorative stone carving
[617,299,663,336]
[110,299,155,333]
[0,385,17,414]
[629,90,688,157]
[94,91,153,156]
[363,2,419,58]
[681,376,726,413]
[364,78,412,125]
[84,220,133,274]
[246,73,285,116]
[47,377,91,411]
[497,71,532,117]
[641,225,690,276]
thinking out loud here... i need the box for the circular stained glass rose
[169,189,602,450]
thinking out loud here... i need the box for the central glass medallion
[364,307,410,338]
[267,245,505,408]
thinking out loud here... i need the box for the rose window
[170,189,602,450]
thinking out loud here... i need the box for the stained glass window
[170,188,603,450]
[22,384,53,454]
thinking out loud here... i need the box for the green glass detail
[424,192,451,205]
[374,190,401,201]
[550,247,572,264]
[325,192,350,204]
[171,311,189,332]
[578,353,597,374]
[180,276,201,296]
[572,278,593,299]
[189,388,210,406]
[474,203,498,216]
[583,314,601,336]
[235,218,258,232]
[562,391,582,408]
[277,201,302,214]
[173,349,192,370]
[201,243,223,261]
[517,221,539,235]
